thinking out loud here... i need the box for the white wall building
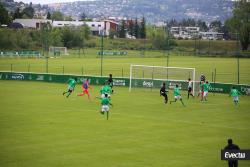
[12,19,118,36]
[13,19,52,29]
[52,20,84,27]
[200,32,224,40]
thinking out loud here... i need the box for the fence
[0,71,249,95]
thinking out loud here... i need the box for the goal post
[49,46,68,56]
[129,64,196,95]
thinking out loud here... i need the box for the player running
[160,82,168,104]
[100,82,112,98]
[77,78,91,100]
[187,78,194,99]
[63,77,77,98]
[229,87,242,106]
[198,81,204,101]
[99,93,113,120]
[107,74,114,93]
[202,81,211,101]
[170,84,185,106]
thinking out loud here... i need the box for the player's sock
[180,99,185,106]
[78,93,84,96]
[170,100,176,104]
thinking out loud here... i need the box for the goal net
[129,64,197,95]
[49,47,68,56]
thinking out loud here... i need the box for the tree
[109,29,117,39]
[140,17,146,39]
[46,12,51,19]
[134,18,139,38]
[128,19,134,37]
[13,7,22,19]
[64,15,73,21]
[118,20,126,38]
[197,20,208,32]
[51,11,64,21]
[209,20,222,32]
[80,12,87,21]
[225,0,250,50]
[22,6,35,19]
[0,3,11,25]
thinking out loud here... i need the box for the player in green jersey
[197,81,204,100]
[202,81,211,101]
[170,84,185,106]
[63,78,77,98]
[100,82,112,98]
[99,93,113,120]
[229,87,242,105]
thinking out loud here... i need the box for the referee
[160,82,168,104]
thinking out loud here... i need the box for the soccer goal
[49,46,68,56]
[129,64,196,95]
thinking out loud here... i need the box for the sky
[14,0,94,5]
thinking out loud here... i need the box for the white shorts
[203,91,208,97]
[68,86,74,91]
[101,105,109,112]
[233,96,239,101]
[174,95,182,100]
[101,94,110,98]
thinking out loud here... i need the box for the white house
[84,21,105,35]
[52,20,84,27]
[11,19,119,36]
[200,32,224,40]
[13,19,52,29]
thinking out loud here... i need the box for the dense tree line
[225,0,249,50]
[117,17,146,39]
[0,24,91,50]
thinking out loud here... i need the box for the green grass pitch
[0,80,249,167]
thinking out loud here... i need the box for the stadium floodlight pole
[100,30,104,76]
[236,31,240,84]
[129,64,132,92]
[45,23,49,73]
[192,68,196,96]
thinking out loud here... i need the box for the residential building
[13,19,52,29]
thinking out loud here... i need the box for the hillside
[1,0,235,23]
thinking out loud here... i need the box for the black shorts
[188,87,192,93]
[161,93,167,97]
